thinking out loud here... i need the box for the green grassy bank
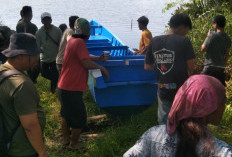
[38,2,232,156]
[36,74,232,157]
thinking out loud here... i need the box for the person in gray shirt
[201,15,231,86]
[36,12,62,93]
[56,16,78,74]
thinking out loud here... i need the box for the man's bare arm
[187,59,196,75]
[81,58,110,79]
[201,30,211,52]
[144,63,155,71]
[201,44,207,52]
[19,113,49,157]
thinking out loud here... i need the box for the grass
[36,75,232,157]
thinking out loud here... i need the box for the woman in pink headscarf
[124,75,232,157]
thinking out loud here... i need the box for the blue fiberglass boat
[87,20,157,108]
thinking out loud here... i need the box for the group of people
[0,5,110,157]
[124,14,232,156]
[15,6,62,93]
[135,14,230,125]
[0,5,232,157]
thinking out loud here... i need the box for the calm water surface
[0,0,176,48]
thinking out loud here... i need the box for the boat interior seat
[87,39,109,43]
[88,45,128,51]
[86,42,112,47]
[91,25,102,29]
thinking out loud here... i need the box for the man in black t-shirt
[145,13,196,124]
[201,15,231,86]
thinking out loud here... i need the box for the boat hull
[87,20,157,107]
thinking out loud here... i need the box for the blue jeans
[157,94,172,125]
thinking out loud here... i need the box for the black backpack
[0,69,21,155]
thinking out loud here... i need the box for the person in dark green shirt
[16,6,40,84]
[0,33,49,157]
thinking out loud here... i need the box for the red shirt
[58,37,90,91]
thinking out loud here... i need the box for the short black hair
[69,16,79,28]
[59,23,68,33]
[213,15,226,28]
[137,16,149,27]
[21,6,32,17]
[0,26,13,50]
[169,13,192,29]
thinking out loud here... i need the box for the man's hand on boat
[99,66,110,79]
[132,48,142,55]
[90,54,110,61]
[81,59,110,79]
[99,53,111,61]
[133,48,139,51]
[133,47,147,56]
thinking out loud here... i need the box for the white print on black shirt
[154,48,175,75]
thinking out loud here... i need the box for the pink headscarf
[167,75,226,135]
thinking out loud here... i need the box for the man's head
[59,23,67,33]
[41,12,52,28]
[21,6,33,22]
[0,26,13,51]
[212,15,226,29]
[69,16,79,29]
[2,33,41,70]
[169,13,192,36]
[137,16,149,30]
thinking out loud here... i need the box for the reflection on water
[0,0,176,48]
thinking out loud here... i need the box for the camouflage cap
[74,18,90,36]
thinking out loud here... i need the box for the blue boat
[87,20,157,108]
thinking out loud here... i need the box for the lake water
[0,0,176,48]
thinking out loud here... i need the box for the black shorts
[58,88,87,128]
[201,66,225,86]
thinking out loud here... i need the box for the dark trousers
[27,60,40,83]
[58,88,87,129]
[7,154,38,157]
[40,61,59,92]
[201,66,225,86]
